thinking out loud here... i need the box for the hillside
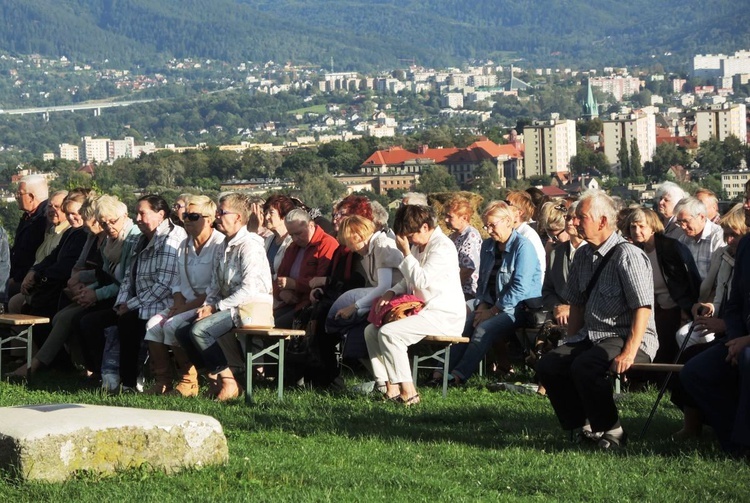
[0,0,748,70]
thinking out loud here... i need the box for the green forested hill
[0,0,748,70]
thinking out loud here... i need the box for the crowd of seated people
[2,172,748,457]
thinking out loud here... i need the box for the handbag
[367,294,425,328]
[238,297,275,328]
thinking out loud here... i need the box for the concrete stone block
[0,403,228,482]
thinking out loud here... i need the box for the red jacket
[275,224,338,310]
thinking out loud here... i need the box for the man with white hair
[654,181,686,239]
[695,188,720,224]
[674,196,724,280]
[536,189,657,450]
[7,174,49,300]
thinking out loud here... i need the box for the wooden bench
[0,314,50,382]
[412,335,470,398]
[614,362,684,393]
[232,327,306,403]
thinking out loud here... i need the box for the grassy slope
[0,374,747,501]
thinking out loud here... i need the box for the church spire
[582,78,599,120]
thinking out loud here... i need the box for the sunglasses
[183,212,206,222]
[216,209,237,217]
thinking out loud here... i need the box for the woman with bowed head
[364,204,466,405]
[143,195,225,396]
[176,193,273,401]
[113,195,187,393]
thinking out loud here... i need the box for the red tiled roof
[362,140,521,168]
[540,186,568,197]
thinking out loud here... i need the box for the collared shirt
[34,221,70,264]
[205,227,273,325]
[677,219,724,280]
[116,220,187,319]
[563,232,658,360]
[449,225,482,296]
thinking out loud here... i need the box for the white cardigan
[389,226,466,336]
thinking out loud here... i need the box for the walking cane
[638,320,699,440]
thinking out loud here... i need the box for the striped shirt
[563,231,658,360]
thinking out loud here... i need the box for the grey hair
[285,208,312,226]
[402,192,428,206]
[20,174,49,200]
[673,196,707,218]
[578,189,618,230]
[654,181,686,204]
[50,189,69,201]
[95,195,128,221]
[370,200,390,231]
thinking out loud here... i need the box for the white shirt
[517,222,546,283]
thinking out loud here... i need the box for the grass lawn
[0,371,747,502]
[287,104,328,116]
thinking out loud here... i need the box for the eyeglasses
[216,209,237,217]
[547,227,566,243]
[99,215,122,227]
[483,220,502,231]
[172,203,186,211]
[15,191,29,198]
[675,215,697,227]
[183,212,207,222]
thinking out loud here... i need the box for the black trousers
[536,337,650,432]
[78,300,118,373]
[117,310,147,388]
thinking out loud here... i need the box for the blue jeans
[181,310,235,375]
[681,339,750,453]
[450,307,520,381]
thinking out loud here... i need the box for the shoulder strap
[583,242,624,303]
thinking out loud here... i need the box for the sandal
[402,394,420,407]
[598,431,628,450]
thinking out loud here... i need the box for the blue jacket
[475,230,542,313]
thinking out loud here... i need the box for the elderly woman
[143,195,225,396]
[365,204,466,405]
[654,181,687,239]
[431,201,542,385]
[75,195,142,383]
[542,201,586,328]
[176,193,273,401]
[274,208,340,328]
[171,193,191,227]
[444,196,482,300]
[262,194,295,279]
[113,195,187,393]
[328,215,403,324]
[628,207,701,364]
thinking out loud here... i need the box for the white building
[522,119,577,177]
[108,137,135,161]
[722,171,750,199]
[442,92,464,109]
[59,143,80,162]
[693,50,750,79]
[82,136,109,163]
[696,103,748,145]
[589,75,641,102]
[601,111,657,166]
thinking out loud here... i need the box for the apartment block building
[696,103,747,145]
[58,143,80,162]
[522,119,577,177]
[601,111,657,166]
[589,75,641,102]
